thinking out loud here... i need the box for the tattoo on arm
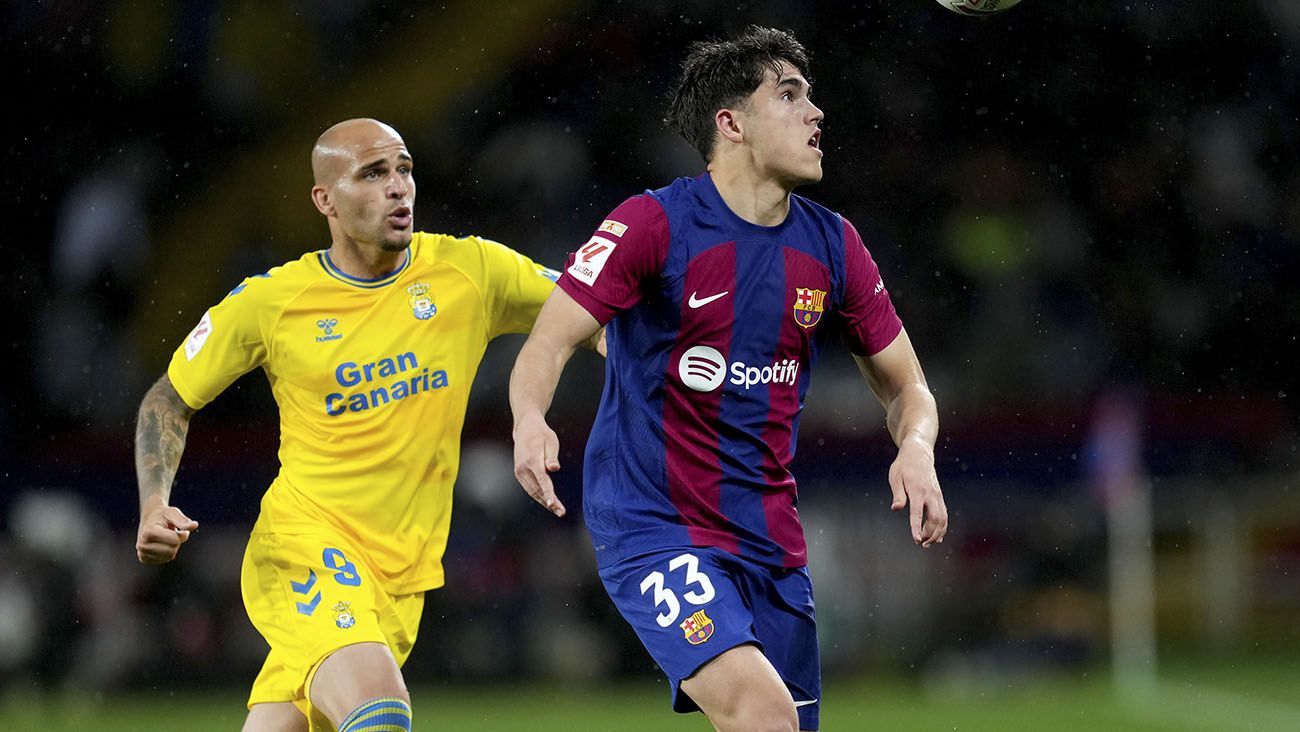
[135,374,196,509]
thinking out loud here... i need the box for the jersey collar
[318,248,411,288]
[699,172,797,236]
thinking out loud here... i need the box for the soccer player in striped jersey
[134,119,597,732]
[510,27,947,732]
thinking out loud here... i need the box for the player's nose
[808,100,824,125]
[387,174,408,198]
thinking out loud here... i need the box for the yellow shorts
[240,529,424,718]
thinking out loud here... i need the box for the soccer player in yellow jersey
[134,119,592,732]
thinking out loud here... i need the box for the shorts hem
[669,639,763,713]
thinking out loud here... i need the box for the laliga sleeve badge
[567,236,617,285]
[679,609,715,645]
[184,310,214,361]
[406,282,436,320]
[332,601,356,629]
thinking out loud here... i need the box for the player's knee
[241,701,308,732]
[336,696,412,732]
[718,709,798,732]
[709,695,797,732]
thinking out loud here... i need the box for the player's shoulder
[791,193,861,251]
[409,230,514,267]
[224,250,322,302]
[595,184,672,242]
[646,175,700,211]
[410,230,541,289]
[790,192,845,229]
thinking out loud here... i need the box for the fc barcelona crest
[793,287,827,329]
[679,609,715,645]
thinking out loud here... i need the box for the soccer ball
[936,0,1022,15]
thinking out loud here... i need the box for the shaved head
[312,118,405,186]
[309,117,415,255]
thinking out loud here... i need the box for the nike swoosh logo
[688,290,729,308]
[793,699,818,708]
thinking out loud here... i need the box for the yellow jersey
[168,232,556,594]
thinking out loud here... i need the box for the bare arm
[587,327,607,357]
[134,373,201,563]
[853,328,948,547]
[510,287,603,517]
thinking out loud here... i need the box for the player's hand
[136,500,199,564]
[888,438,947,547]
[513,411,566,518]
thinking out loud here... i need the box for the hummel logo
[688,290,729,308]
[315,317,343,343]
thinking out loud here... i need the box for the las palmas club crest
[793,287,827,329]
[407,282,436,320]
[680,609,715,645]
[333,601,356,629]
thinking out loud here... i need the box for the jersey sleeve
[476,237,559,339]
[556,194,670,325]
[166,277,273,410]
[838,217,903,356]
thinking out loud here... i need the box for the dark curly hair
[668,26,812,162]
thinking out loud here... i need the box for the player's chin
[789,166,823,187]
[380,231,413,252]
[788,156,823,184]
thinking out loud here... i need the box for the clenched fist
[136,500,199,564]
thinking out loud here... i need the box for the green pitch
[6,653,1297,731]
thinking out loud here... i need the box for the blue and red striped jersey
[558,173,903,569]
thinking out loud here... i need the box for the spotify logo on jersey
[678,346,726,392]
[678,345,803,393]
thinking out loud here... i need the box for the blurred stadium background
[4,1,1299,729]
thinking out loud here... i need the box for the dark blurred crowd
[4,0,1298,694]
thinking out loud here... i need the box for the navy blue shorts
[599,546,821,730]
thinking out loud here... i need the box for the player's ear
[715,107,744,146]
[311,185,334,216]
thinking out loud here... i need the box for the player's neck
[327,238,408,280]
[708,163,792,227]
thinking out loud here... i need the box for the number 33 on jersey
[640,553,717,643]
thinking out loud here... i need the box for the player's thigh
[600,548,756,684]
[242,701,308,732]
[309,641,408,726]
[241,533,420,707]
[680,643,798,732]
[743,564,821,730]
[601,548,816,729]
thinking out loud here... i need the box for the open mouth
[808,130,822,152]
[388,205,412,228]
